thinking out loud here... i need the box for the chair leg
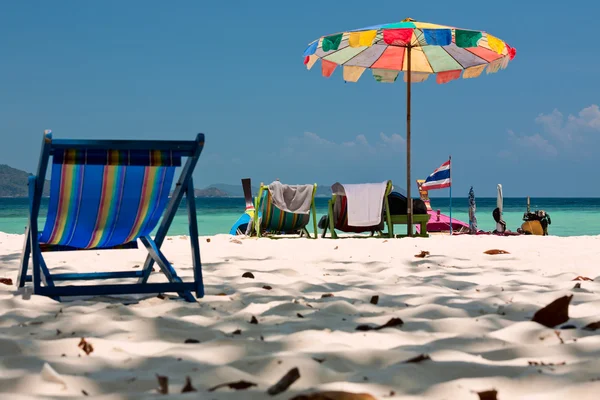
[139,236,195,302]
[17,227,31,288]
[185,181,204,299]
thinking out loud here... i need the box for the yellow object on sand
[521,220,544,236]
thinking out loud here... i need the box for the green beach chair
[17,130,206,302]
[252,183,318,238]
[322,181,394,239]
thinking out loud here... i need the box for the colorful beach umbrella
[303,18,516,236]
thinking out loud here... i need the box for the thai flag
[422,160,451,190]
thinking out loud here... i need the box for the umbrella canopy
[303,18,516,83]
[303,18,516,236]
[468,186,477,234]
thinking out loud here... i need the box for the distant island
[0,165,332,198]
[0,164,50,197]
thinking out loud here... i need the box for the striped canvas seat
[259,190,310,233]
[39,149,180,251]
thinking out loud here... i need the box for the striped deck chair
[17,130,205,302]
[322,181,393,239]
[252,183,318,238]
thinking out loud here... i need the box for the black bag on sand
[388,192,427,215]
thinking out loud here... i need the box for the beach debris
[370,295,379,305]
[583,321,600,331]
[262,285,273,290]
[403,354,431,363]
[573,283,581,289]
[181,376,196,393]
[216,292,228,296]
[208,380,257,392]
[131,264,140,269]
[0,277,13,285]
[267,367,300,396]
[81,389,89,396]
[242,272,255,279]
[290,391,377,400]
[414,250,430,258]
[334,246,338,250]
[206,238,211,243]
[476,390,498,400]
[356,317,404,331]
[297,313,304,318]
[527,361,566,366]
[232,329,242,335]
[572,276,593,281]
[230,238,243,244]
[41,363,67,390]
[156,374,169,394]
[554,330,565,344]
[484,249,510,255]
[184,338,200,343]
[157,293,167,300]
[321,293,334,298]
[78,338,94,355]
[250,316,259,324]
[312,357,326,363]
[531,295,572,328]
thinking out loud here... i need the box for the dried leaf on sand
[356,317,404,331]
[531,295,572,328]
[78,338,94,355]
[572,276,593,281]
[156,374,168,394]
[484,249,510,255]
[242,272,255,279]
[181,376,196,393]
[403,354,430,363]
[477,390,498,400]
[290,391,377,400]
[0,278,13,285]
[208,380,257,392]
[414,251,430,258]
[583,321,600,331]
[266,367,300,396]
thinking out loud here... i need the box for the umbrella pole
[406,45,413,237]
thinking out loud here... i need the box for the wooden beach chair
[322,181,393,239]
[252,183,318,238]
[17,130,205,302]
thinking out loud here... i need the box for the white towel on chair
[332,181,389,227]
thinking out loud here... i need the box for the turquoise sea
[0,197,598,237]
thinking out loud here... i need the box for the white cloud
[535,104,600,143]
[504,104,600,158]
[284,131,405,158]
[507,130,557,157]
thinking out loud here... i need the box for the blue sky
[1,1,598,197]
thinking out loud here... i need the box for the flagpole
[449,155,452,235]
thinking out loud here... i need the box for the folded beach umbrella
[303,18,516,236]
[468,186,477,234]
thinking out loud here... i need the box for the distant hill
[0,164,49,197]
[196,183,332,198]
[194,187,230,198]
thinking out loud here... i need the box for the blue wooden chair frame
[17,130,205,302]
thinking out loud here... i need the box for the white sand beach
[1,231,600,399]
